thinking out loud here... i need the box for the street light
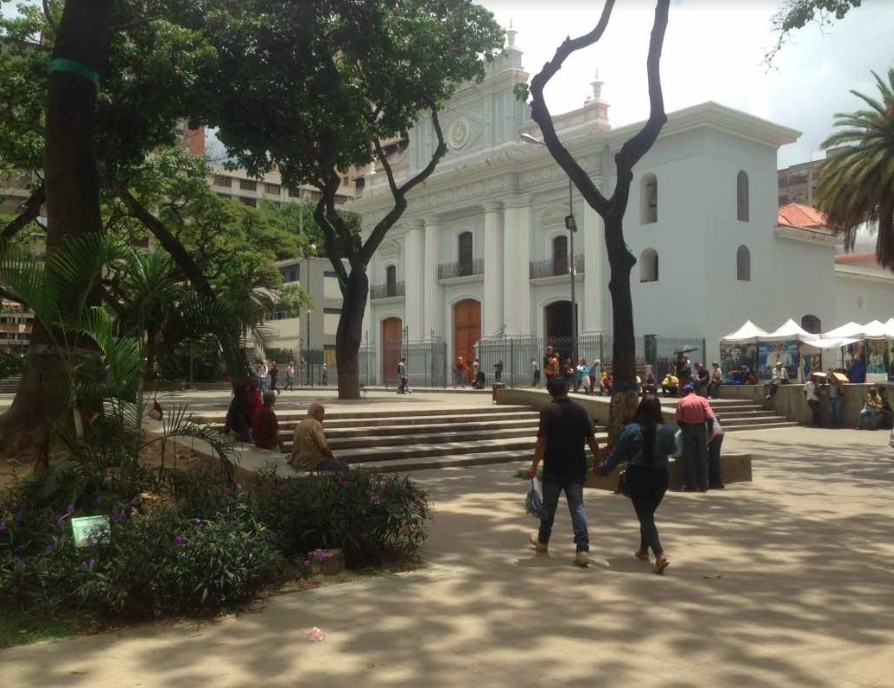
[521,134,578,365]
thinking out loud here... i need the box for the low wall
[496,388,677,428]
[718,385,764,403]
[772,382,887,428]
[585,453,752,492]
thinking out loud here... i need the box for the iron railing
[529,254,585,279]
[370,281,405,300]
[363,339,448,387]
[438,258,484,280]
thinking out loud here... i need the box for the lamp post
[521,134,578,365]
[305,243,317,387]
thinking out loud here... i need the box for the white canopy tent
[821,320,893,340]
[861,320,889,340]
[720,321,769,344]
[763,319,819,343]
[822,322,865,339]
[801,337,858,352]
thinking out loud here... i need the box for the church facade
[349,30,894,384]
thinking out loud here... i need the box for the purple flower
[194,518,202,526]
[173,536,187,546]
[133,497,142,507]
[56,515,65,527]
[66,506,75,514]
[223,487,231,495]
[44,544,56,555]
[79,561,89,571]
[317,550,325,563]
[236,483,243,491]
[112,513,127,523]
[13,555,21,565]
[249,537,258,546]
[0,521,6,532]
[304,559,311,568]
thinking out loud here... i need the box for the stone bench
[585,452,752,492]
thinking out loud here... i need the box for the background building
[776,146,849,207]
[348,28,894,386]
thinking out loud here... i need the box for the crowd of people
[526,375,726,575]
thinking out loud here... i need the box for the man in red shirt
[675,384,715,492]
[252,391,284,452]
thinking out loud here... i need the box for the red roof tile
[777,203,828,230]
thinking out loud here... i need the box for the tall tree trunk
[0,0,114,462]
[605,215,640,446]
[335,267,368,399]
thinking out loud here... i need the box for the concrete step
[356,450,531,473]
[724,421,799,432]
[197,405,533,424]
[716,409,778,418]
[722,415,788,427]
[209,410,540,433]
[324,426,538,450]
[298,417,540,440]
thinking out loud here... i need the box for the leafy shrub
[250,468,431,567]
[0,491,282,619]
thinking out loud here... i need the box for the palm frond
[157,403,239,482]
[0,349,24,380]
[0,240,59,326]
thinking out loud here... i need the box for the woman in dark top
[225,382,252,442]
[598,394,676,574]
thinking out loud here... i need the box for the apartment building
[208,166,357,208]
[777,146,849,207]
[0,302,33,355]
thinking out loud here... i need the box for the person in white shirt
[804,374,821,427]
[532,359,541,387]
[765,361,789,399]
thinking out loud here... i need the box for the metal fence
[529,254,585,279]
[475,334,706,388]
[374,339,448,388]
[437,258,484,280]
[370,281,405,300]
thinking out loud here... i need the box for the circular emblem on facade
[449,117,470,150]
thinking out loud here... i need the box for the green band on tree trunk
[49,58,100,87]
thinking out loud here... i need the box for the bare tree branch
[1,184,45,241]
[113,183,215,299]
[612,0,670,211]
[359,106,447,265]
[529,0,616,217]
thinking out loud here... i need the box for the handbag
[615,468,631,497]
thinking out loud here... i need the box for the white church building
[350,29,894,384]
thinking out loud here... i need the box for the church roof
[777,203,828,230]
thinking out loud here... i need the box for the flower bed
[0,461,431,628]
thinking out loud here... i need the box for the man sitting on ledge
[290,403,346,471]
[253,391,284,452]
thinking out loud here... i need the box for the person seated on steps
[253,391,284,452]
[290,403,347,471]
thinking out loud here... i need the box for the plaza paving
[2,397,894,687]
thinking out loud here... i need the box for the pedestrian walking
[589,360,598,395]
[597,394,674,574]
[321,362,328,387]
[708,361,722,399]
[707,418,725,489]
[454,356,467,388]
[543,346,556,380]
[532,358,541,387]
[269,361,280,395]
[526,376,601,567]
[256,360,268,392]
[397,357,410,394]
[285,361,295,391]
[675,384,715,492]
[576,358,590,394]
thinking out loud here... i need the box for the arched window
[736,245,751,281]
[640,173,658,224]
[640,248,658,282]
[552,235,568,275]
[801,315,821,334]
[458,231,473,276]
[385,264,397,297]
[737,171,749,221]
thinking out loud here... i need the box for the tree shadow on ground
[3,429,894,687]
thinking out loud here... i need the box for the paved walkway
[3,427,894,687]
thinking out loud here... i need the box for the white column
[483,201,503,338]
[582,203,605,334]
[502,195,531,335]
[405,219,426,340]
[423,216,440,339]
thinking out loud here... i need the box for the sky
[3,0,891,168]
[482,0,893,167]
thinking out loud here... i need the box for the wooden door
[382,317,402,384]
[454,299,481,382]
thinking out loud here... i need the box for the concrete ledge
[585,452,752,492]
[496,387,677,427]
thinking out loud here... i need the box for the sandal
[634,550,650,562]
[653,555,670,575]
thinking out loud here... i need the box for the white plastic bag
[525,477,545,519]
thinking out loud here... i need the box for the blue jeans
[679,422,708,490]
[259,377,268,392]
[830,397,843,428]
[860,408,878,430]
[539,474,589,552]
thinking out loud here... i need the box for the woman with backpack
[597,393,676,574]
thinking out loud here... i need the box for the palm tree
[817,67,894,269]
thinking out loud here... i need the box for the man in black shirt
[526,376,601,567]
